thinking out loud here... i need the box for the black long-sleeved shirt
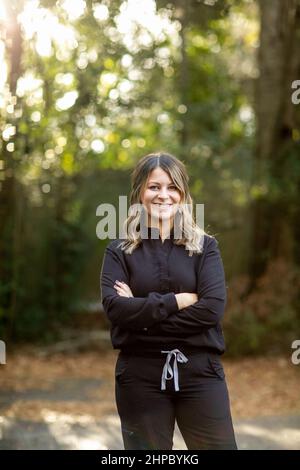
[100,225,227,355]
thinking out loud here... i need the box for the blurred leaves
[2,0,297,354]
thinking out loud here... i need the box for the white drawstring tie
[160,349,188,391]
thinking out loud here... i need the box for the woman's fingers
[114,285,129,297]
[114,280,133,297]
[115,281,129,293]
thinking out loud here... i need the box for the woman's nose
[158,187,170,198]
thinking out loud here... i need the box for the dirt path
[1,348,300,449]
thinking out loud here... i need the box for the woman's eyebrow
[148,181,174,185]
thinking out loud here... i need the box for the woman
[100,152,237,450]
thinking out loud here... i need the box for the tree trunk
[0,1,23,337]
[247,0,300,294]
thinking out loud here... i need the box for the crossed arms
[100,237,226,335]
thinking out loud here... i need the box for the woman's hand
[175,293,198,310]
[114,280,134,298]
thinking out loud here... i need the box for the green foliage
[3,0,297,355]
[224,307,300,357]
[224,258,300,357]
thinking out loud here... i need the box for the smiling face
[140,167,181,227]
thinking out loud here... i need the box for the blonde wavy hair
[118,152,206,256]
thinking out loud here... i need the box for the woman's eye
[149,186,177,190]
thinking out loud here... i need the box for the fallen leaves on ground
[1,348,299,422]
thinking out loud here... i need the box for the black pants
[115,348,237,450]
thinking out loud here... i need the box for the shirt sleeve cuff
[163,292,179,315]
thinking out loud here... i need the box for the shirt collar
[141,224,174,241]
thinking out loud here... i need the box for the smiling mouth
[153,203,172,207]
